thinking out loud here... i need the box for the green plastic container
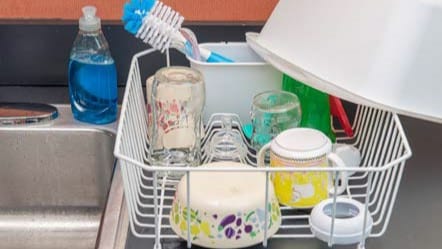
[282,74,335,142]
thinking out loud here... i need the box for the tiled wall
[0,24,262,103]
[0,24,262,86]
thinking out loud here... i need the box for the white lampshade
[247,0,442,123]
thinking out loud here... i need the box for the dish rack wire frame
[114,48,413,249]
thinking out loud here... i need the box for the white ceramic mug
[258,128,348,208]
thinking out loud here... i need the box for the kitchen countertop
[125,115,442,249]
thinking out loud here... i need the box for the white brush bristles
[136,1,185,52]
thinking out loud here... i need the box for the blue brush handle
[122,0,234,63]
[186,41,234,63]
[206,51,234,63]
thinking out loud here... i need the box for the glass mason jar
[148,66,205,179]
[251,90,302,151]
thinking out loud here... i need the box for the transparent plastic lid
[79,6,101,32]
[206,116,247,162]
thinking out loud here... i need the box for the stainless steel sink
[0,105,127,249]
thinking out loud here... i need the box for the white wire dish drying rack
[114,48,412,249]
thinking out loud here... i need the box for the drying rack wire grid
[114,48,412,249]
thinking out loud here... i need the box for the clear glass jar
[149,66,205,179]
[251,90,302,151]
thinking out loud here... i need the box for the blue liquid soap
[68,6,117,124]
[68,57,117,124]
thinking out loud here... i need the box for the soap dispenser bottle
[68,6,117,124]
